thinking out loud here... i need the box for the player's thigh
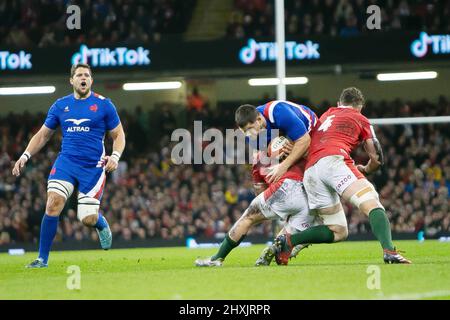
[76,166,106,222]
[46,179,72,215]
[321,155,363,196]
[286,206,315,233]
[264,179,307,221]
[279,179,315,232]
[78,166,106,200]
[47,159,76,215]
[246,193,273,223]
[48,157,76,198]
[303,161,340,211]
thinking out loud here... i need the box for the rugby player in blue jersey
[195,100,318,267]
[12,63,126,268]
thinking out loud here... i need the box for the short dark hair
[71,63,92,78]
[235,104,258,128]
[339,87,365,108]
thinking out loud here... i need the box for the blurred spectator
[187,87,209,124]
[187,87,207,113]
[3,0,448,48]
[226,0,450,39]
[0,0,197,48]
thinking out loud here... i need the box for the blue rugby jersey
[255,100,318,144]
[44,92,120,166]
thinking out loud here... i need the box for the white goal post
[370,116,450,125]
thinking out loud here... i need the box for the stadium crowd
[226,0,450,39]
[0,97,449,245]
[0,0,196,48]
[2,0,449,49]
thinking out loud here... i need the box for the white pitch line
[376,290,450,300]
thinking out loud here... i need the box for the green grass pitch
[1,240,449,300]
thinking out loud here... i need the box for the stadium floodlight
[122,81,182,91]
[249,78,280,86]
[248,77,308,86]
[283,77,309,85]
[376,71,438,81]
[0,86,56,95]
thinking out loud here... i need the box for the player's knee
[47,180,74,202]
[349,185,384,215]
[359,200,383,216]
[334,225,348,242]
[319,209,347,230]
[238,214,255,229]
[77,193,100,224]
[316,202,343,215]
[243,205,264,225]
[46,193,66,216]
[81,214,98,227]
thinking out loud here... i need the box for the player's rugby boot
[383,248,411,264]
[97,221,112,250]
[195,257,223,267]
[255,246,275,266]
[289,244,310,259]
[26,258,48,268]
[273,233,293,265]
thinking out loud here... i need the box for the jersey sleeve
[104,99,121,130]
[43,102,59,130]
[359,115,374,142]
[272,103,307,141]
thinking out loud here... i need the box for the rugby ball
[268,136,289,159]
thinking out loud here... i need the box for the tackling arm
[280,133,311,170]
[266,133,311,184]
[361,138,383,174]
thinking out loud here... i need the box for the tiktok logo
[239,38,320,65]
[240,39,259,65]
[411,32,450,58]
[72,45,151,68]
[0,51,32,70]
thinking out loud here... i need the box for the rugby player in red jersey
[195,151,316,267]
[273,87,411,265]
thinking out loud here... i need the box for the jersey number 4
[318,115,335,132]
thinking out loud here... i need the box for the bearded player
[272,87,411,264]
[12,63,126,268]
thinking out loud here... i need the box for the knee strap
[47,180,74,200]
[77,193,100,221]
[320,210,347,227]
[349,186,384,209]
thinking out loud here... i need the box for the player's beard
[74,85,91,99]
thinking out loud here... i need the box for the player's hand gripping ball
[268,136,291,161]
